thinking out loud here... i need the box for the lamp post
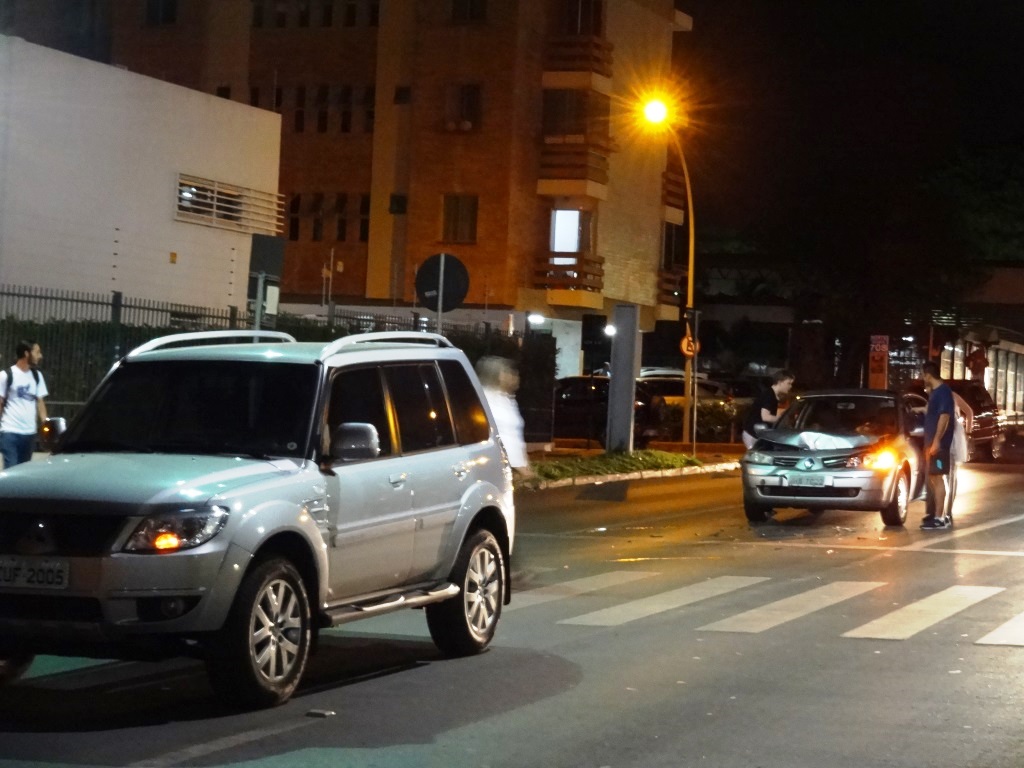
[643,97,698,455]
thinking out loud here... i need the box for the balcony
[658,267,686,307]
[544,35,614,78]
[662,168,687,211]
[539,133,615,188]
[533,251,604,293]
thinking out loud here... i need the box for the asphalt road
[3,452,1024,768]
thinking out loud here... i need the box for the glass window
[321,0,333,26]
[145,0,177,26]
[363,86,376,132]
[439,360,490,444]
[452,0,486,23]
[445,83,482,129]
[386,364,455,453]
[662,222,687,270]
[343,0,357,26]
[443,194,478,243]
[335,193,348,241]
[556,0,604,35]
[550,209,592,254]
[327,367,392,457]
[359,194,370,242]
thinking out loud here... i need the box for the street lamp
[641,97,698,454]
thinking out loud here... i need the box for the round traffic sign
[415,253,469,312]
[680,335,701,357]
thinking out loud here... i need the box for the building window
[275,0,287,27]
[145,0,177,26]
[251,0,265,28]
[542,89,587,136]
[176,174,283,236]
[321,0,333,26]
[359,194,371,242]
[550,209,592,254]
[289,194,301,240]
[295,85,306,132]
[342,0,356,26]
[250,86,260,107]
[216,85,231,99]
[274,87,283,112]
[0,0,14,32]
[452,0,486,23]
[297,0,310,26]
[335,193,348,241]
[311,193,325,241]
[363,86,375,133]
[368,0,379,26]
[662,222,686,271]
[338,86,352,132]
[445,83,482,130]
[557,0,604,36]
[443,194,478,244]
[316,84,330,132]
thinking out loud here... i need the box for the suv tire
[427,529,505,657]
[0,652,34,685]
[206,558,311,709]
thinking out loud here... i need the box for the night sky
[674,1,1024,240]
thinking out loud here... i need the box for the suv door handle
[388,472,408,487]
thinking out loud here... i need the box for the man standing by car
[921,361,954,530]
[741,369,795,449]
[0,340,48,468]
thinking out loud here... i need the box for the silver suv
[0,331,515,708]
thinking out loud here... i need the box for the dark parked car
[903,378,1005,461]
[552,375,661,447]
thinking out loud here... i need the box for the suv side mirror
[330,422,381,462]
[39,417,66,452]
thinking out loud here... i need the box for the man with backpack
[0,340,49,468]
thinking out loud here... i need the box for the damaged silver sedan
[741,389,927,526]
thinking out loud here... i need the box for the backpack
[0,366,41,422]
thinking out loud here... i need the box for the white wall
[0,35,281,308]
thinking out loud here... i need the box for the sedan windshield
[778,395,899,436]
[60,360,319,458]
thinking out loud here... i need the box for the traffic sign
[680,335,700,357]
[415,253,469,312]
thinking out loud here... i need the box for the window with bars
[316,84,330,132]
[289,194,301,240]
[368,0,379,26]
[444,83,482,130]
[442,194,478,244]
[335,193,349,241]
[297,0,310,26]
[145,0,177,26]
[452,0,486,23]
[338,86,353,132]
[321,0,333,26]
[274,1,287,27]
[176,174,283,236]
[343,0,357,26]
[294,85,306,132]
[363,86,376,133]
[251,0,265,28]
[555,0,604,35]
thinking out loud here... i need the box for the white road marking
[842,585,1004,640]
[698,580,886,633]
[129,717,319,767]
[506,570,659,611]
[559,575,769,627]
[976,611,1024,646]
[900,512,1024,551]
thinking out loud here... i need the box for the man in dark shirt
[741,369,795,448]
[921,361,955,530]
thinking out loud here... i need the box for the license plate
[788,474,826,487]
[0,557,70,590]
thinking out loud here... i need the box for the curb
[523,459,741,491]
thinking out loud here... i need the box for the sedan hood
[0,453,304,506]
[760,429,882,451]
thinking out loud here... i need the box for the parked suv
[903,378,1005,461]
[0,330,515,708]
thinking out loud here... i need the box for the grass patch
[529,449,702,483]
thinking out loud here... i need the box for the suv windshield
[59,360,319,458]
[779,395,899,436]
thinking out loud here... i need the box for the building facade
[0,33,282,308]
[99,0,692,373]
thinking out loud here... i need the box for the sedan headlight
[125,506,230,553]
[846,448,897,471]
[744,450,774,465]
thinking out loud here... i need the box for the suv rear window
[439,360,490,444]
[385,364,456,452]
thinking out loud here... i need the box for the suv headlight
[744,450,774,465]
[124,506,230,553]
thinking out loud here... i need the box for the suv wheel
[206,558,311,709]
[0,652,34,685]
[427,529,505,656]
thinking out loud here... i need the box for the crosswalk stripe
[842,585,1004,640]
[698,580,886,633]
[507,570,659,612]
[559,575,769,627]
[976,611,1024,646]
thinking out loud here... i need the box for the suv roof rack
[319,331,453,360]
[127,330,297,358]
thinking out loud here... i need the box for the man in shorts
[920,361,954,530]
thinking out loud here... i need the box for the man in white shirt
[0,340,49,468]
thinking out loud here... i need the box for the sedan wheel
[743,499,771,524]
[880,471,909,527]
